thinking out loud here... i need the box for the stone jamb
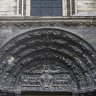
[26,0,30,16]
[62,0,67,16]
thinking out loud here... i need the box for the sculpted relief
[0,28,96,93]
[21,64,77,91]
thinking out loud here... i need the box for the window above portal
[30,0,62,16]
[0,0,96,17]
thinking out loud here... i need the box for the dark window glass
[52,8,62,16]
[31,0,62,16]
[42,8,51,16]
[31,8,42,16]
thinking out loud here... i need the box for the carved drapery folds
[0,28,96,93]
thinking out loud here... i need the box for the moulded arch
[0,28,96,93]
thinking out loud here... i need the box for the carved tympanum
[0,28,96,93]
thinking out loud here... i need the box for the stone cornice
[0,16,96,21]
[0,16,96,27]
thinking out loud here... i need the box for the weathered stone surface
[75,0,96,16]
[0,0,17,16]
[0,21,96,50]
[0,28,96,93]
[0,0,96,95]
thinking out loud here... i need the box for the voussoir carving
[0,28,96,93]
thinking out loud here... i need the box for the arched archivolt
[0,28,96,93]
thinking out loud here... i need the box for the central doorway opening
[21,92,72,96]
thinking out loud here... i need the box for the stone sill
[0,16,96,22]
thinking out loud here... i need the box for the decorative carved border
[0,20,96,27]
[67,0,70,16]
[0,16,96,27]
[23,0,26,16]
[67,0,75,16]
[72,0,75,15]
[19,0,22,15]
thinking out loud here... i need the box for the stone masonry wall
[0,0,17,16]
[0,24,96,51]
